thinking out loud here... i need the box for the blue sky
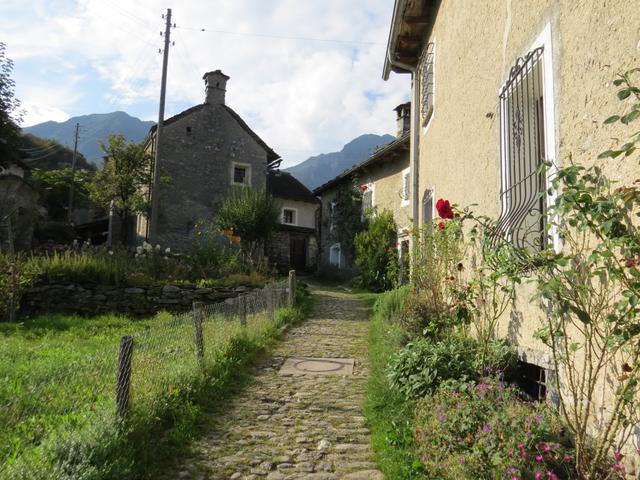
[1,0,410,167]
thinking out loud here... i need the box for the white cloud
[21,103,70,126]
[1,0,410,167]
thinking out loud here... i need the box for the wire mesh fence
[0,276,292,477]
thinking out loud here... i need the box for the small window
[513,361,547,402]
[186,126,192,135]
[419,42,435,125]
[231,163,251,186]
[402,169,411,204]
[329,201,336,232]
[282,208,296,225]
[361,183,373,217]
[329,243,341,268]
[422,189,434,225]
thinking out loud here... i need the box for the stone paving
[170,283,383,480]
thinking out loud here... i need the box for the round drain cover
[294,359,346,372]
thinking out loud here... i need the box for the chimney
[394,102,411,137]
[203,70,230,105]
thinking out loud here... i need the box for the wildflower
[613,451,624,462]
[482,424,491,433]
[108,250,114,256]
[535,454,543,462]
[542,444,551,452]
[563,453,571,462]
[535,472,543,480]
[136,246,143,255]
[155,244,161,250]
[535,414,544,423]
[165,247,171,254]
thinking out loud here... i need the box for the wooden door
[290,236,306,271]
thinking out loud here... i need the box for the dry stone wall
[20,282,255,317]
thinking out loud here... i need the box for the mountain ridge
[23,111,155,165]
[285,133,395,190]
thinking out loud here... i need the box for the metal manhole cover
[278,357,355,376]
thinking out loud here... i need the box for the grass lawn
[0,286,311,480]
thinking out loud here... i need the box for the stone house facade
[137,70,281,250]
[0,158,39,251]
[314,103,411,272]
[383,0,640,467]
[266,170,319,273]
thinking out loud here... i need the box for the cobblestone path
[171,284,383,480]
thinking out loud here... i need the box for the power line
[175,25,384,46]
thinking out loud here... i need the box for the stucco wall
[152,104,268,250]
[409,0,640,465]
[279,199,317,230]
[366,154,411,231]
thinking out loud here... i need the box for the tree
[89,134,152,245]
[354,210,398,291]
[215,187,281,262]
[0,42,22,164]
[32,167,94,221]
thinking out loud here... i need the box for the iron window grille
[402,171,410,202]
[233,166,247,184]
[489,46,548,265]
[419,42,435,125]
[422,188,434,225]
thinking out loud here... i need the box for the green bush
[388,336,478,399]
[388,336,516,400]
[414,377,575,479]
[354,210,398,292]
[372,285,411,321]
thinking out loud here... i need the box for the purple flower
[535,454,543,462]
[482,424,491,433]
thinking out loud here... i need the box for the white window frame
[401,167,411,206]
[281,207,297,226]
[498,23,558,252]
[329,243,342,268]
[231,161,252,186]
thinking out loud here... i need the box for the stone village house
[383,0,640,469]
[314,103,411,272]
[132,70,318,272]
[0,156,39,251]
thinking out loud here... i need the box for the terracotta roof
[313,132,410,195]
[148,103,280,164]
[268,171,319,204]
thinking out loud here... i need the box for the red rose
[437,221,446,230]
[436,198,454,219]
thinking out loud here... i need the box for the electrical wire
[175,25,384,46]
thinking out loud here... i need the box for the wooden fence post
[116,335,134,419]
[288,270,296,307]
[193,302,204,365]
[239,295,247,327]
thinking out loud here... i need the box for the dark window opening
[186,126,192,134]
[233,166,247,184]
[283,209,295,224]
[512,361,547,402]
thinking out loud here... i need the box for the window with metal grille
[493,46,548,256]
[419,42,435,125]
[514,361,547,402]
[422,189,434,225]
[232,166,248,185]
[402,170,410,203]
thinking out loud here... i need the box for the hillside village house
[314,103,411,272]
[384,0,640,466]
[136,70,281,250]
[0,157,39,251]
[267,170,319,273]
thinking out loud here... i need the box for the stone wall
[20,282,255,317]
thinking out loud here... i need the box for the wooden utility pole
[67,122,80,224]
[148,8,173,243]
